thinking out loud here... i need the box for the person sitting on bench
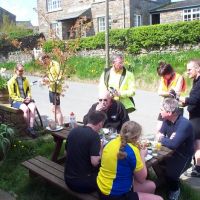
[64,111,107,193]
[7,64,37,138]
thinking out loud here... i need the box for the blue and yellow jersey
[97,137,143,196]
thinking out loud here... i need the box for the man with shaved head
[83,90,129,132]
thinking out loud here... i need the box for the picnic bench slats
[22,156,99,200]
[35,155,64,172]
[28,158,64,179]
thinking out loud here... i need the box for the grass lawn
[0,134,200,200]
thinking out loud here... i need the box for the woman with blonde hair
[97,121,163,200]
[180,59,200,177]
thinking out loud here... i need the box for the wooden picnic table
[50,127,173,170]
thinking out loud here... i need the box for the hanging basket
[0,89,9,104]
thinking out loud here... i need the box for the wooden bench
[22,155,99,200]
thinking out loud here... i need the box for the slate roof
[150,0,200,13]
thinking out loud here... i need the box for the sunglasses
[99,99,108,102]
[18,70,24,72]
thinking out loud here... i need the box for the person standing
[156,98,194,200]
[41,54,63,125]
[179,59,200,177]
[64,111,107,193]
[7,64,37,138]
[99,54,136,113]
[156,62,186,131]
[97,121,163,200]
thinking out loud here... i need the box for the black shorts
[98,190,139,200]
[49,91,60,105]
[65,174,98,193]
[190,118,200,140]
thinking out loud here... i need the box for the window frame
[183,7,200,21]
[50,22,60,37]
[134,14,142,27]
[47,0,62,12]
[97,16,112,32]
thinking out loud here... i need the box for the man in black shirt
[83,90,129,133]
[64,111,106,193]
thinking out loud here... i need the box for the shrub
[0,124,15,160]
[54,20,200,54]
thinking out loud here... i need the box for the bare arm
[91,156,101,167]
[134,149,147,184]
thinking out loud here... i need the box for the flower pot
[0,89,9,104]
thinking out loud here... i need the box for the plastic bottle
[69,112,76,128]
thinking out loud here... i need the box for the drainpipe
[105,0,109,68]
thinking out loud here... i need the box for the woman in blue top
[97,121,163,200]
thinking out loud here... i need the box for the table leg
[51,137,64,163]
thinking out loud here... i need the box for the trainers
[27,127,37,139]
[191,168,200,177]
[168,188,180,200]
[184,166,200,178]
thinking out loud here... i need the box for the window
[134,15,142,27]
[183,7,200,21]
[97,16,111,32]
[50,22,59,37]
[47,0,61,12]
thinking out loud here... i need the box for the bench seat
[22,156,99,200]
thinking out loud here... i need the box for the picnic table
[22,126,173,200]
[50,126,173,169]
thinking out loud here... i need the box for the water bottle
[69,112,76,128]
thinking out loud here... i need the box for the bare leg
[134,180,156,194]
[138,192,163,200]
[195,140,200,166]
[52,105,63,125]
[19,104,30,127]
[27,102,36,128]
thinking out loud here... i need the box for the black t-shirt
[64,126,100,179]
[83,100,129,132]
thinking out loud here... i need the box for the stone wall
[77,43,200,57]
[1,42,200,63]
[0,51,33,64]
[160,10,183,24]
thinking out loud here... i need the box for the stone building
[37,0,170,39]
[0,7,16,28]
[150,0,200,24]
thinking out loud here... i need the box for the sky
[0,0,38,26]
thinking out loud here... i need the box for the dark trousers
[65,174,98,193]
[98,190,139,200]
[158,152,192,191]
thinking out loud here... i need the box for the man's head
[112,54,124,72]
[187,59,200,80]
[160,98,179,121]
[87,111,107,132]
[41,54,51,66]
[15,63,24,77]
[98,90,112,111]
[157,62,174,80]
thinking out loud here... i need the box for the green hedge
[43,20,200,54]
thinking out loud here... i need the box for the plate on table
[145,154,153,161]
[46,125,63,132]
[102,128,110,134]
